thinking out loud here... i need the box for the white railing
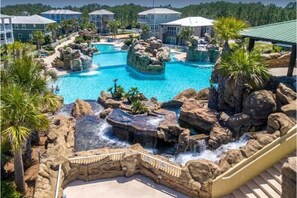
[68,152,125,164]
[138,152,182,177]
[68,151,182,177]
[54,164,62,198]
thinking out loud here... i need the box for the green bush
[74,36,85,44]
[131,100,149,114]
[124,39,132,46]
[1,181,22,198]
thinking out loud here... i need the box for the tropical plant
[218,49,271,112]
[1,84,50,193]
[141,24,150,40]
[124,87,141,103]
[47,23,60,42]
[1,181,22,198]
[114,85,125,99]
[32,31,45,50]
[213,17,248,52]
[131,100,149,114]
[178,27,194,45]
[0,55,62,193]
[61,19,77,36]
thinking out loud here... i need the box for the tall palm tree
[47,23,60,42]
[61,19,75,36]
[1,55,62,194]
[213,17,248,52]
[218,49,271,113]
[107,20,120,38]
[1,84,50,193]
[32,31,45,50]
[178,27,194,45]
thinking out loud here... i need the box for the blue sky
[1,0,292,7]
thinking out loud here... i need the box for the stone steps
[227,150,296,198]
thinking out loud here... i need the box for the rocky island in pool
[127,37,171,74]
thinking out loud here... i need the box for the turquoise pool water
[92,43,119,53]
[56,44,214,104]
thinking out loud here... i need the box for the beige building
[160,16,214,45]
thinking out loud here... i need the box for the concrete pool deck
[63,174,189,198]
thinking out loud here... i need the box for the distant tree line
[1,2,296,28]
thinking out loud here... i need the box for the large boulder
[267,113,295,136]
[179,100,218,131]
[227,113,266,136]
[219,149,244,172]
[281,157,297,198]
[208,124,233,149]
[281,101,297,123]
[240,139,263,158]
[186,160,221,184]
[71,99,92,118]
[276,83,297,106]
[243,90,277,120]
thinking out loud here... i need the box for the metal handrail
[54,164,62,198]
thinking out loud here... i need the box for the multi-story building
[41,9,82,23]
[137,8,181,38]
[160,17,214,45]
[11,15,56,42]
[89,9,115,34]
[0,14,14,45]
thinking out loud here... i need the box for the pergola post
[248,38,255,52]
[287,44,296,77]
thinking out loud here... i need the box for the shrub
[124,87,141,103]
[1,181,22,198]
[124,39,132,46]
[131,100,149,114]
[74,36,85,44]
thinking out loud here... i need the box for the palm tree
[1,56,62,194]
[213,17,248,52]
[107,20,120,38]
[1,84,50,193]
[47,23,60,42]
[218,49,271,113]
[32,31,45,50]
[61,19,75,36]
[178,27,194,45]
[141,25,150,40]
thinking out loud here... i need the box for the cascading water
[169,134,249,165]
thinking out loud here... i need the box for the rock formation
[262,52,291,68]
[186,36,219,63]
[71,99,93,118]
[127,37,171,73]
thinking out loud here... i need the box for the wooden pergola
[241,20,296,76]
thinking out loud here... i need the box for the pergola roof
[241,20,297,45]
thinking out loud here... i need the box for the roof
[41,9,82,15]
[241,20,297,45]
[138,8,181,15]
[0,14,11,18]
[89,9,114,15]
[11,15,56,24]
[161,17,214,27]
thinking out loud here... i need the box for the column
[248,38,255,52]
[287,44,296,77]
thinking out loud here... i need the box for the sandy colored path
[63,174,189,198]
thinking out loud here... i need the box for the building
[0,14,14,45]
[160,17,214,45]
[41,9,82,23]
[138,8,181,38]
[88,9,115,34]
[10,15,56,42]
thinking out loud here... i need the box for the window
[167,27,177,34]
[33,24,36,28]
[14,24,18,29]
[139,15,146,20]
[18,33,22,39]
[150,25,159,30]
[22,24,26,29]
[150,15,154,19]
[165,15,167,19]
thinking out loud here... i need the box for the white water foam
[79,71,100,76]
[170,134,249,165]
[146,116,164,126]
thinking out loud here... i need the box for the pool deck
[63,174,188,198]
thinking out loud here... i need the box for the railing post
[54,164,62,198]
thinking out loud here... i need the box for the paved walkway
[268,67,296,77]
[63,174,188,198]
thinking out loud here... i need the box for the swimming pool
[92,43,120,53]
[56,44,214,104]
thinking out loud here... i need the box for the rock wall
[262,52,292,68]
[281,157,296,198]
[127,37,171,74]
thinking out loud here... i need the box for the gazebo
[241,20,296,76]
